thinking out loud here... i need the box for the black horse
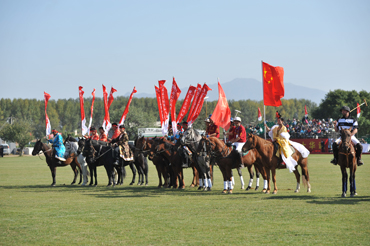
[132,138,149,186]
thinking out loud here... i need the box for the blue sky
[0,0,369,100]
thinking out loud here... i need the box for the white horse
[65,139,88,186]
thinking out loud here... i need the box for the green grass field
[0,155,369,245]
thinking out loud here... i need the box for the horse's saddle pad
[119,145,134,161]
[276,145,295,158]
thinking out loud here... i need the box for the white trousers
[232,142,245,152]
[335,136,360,145]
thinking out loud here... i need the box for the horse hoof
[145,183,148,186]
[203,187,208,191]
[228,190,233,194]
[307,188,311,193]
[94,184,97,187]
[341,193,346,198]
[51,183,56,187]
[241,186,244,190]
[222,189,227,193]
[272,191,277,194]
[198,186,203,190]
[207,187,211,191]
[255,186,259,191]
[294,189,299,193]
[246,186,251,191]
[265,190,270,194]
[129,182,134,185]
[190,184,195,187]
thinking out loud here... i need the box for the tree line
[0,89,369,153]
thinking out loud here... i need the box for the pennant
[87,89,96,135]
[155,86,164,129]
[210,81,231,130]
[78,86,88,136]
[305,105,308,118]
[262,61,284,107]
[107,87,117,110]
[188,83,212,126]
[357,103,361,118]
[159,80,170,136]
[119,87,137,126]
[258,107,262,121]
[177,85,196,124]
[170,77,181,135]
[187,84,202,122]
[44,92,51,136]
[102,85,111,133]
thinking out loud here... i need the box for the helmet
[234,117,241,122]
[340,106,350,112]
[204,118,210,123]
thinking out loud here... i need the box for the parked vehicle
[1,144,10,155]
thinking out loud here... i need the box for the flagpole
[262,60,266,140]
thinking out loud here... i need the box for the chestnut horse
[32,139,83,186]
[242,133,311,194]
[338,128,357,197]
[197,136,264,194]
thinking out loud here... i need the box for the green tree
[0,120,34,156]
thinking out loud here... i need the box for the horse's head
[77,137,85,155]
[83,138,95,163]
[340,128,352,152]
[136,136,148,151]
[242,133,256,152]
[32,139,44,156]
[148,138,161,160]
[196,136,212,155]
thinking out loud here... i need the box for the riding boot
[330,142,339,165]
[182,153,189,168]
[355,143,364,166]
[239,152,243,168]
[113,147,120,166]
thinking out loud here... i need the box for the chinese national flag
[210,82,231,131]
[262,62,284,107]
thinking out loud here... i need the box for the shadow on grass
[264,194,370,205]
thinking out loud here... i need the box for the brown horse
[242,133,311,194]
[197,136,264,194]
[338,128,357,197]
[32,139,82,186]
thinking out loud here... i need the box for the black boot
[330,142,339,165]
[113,147,120,166]
[355,143,364,166]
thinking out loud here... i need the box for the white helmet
[204,118,210,123]
[234,116,241,122]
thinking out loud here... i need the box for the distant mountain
[125,78,327,105]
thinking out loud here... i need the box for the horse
[131,140,149,186]
[32,139,83,186]
[64,136,89,186]
[338,128,357,197]
[197,136,263,194]
[137,137,173,188]
[242,133,311,194]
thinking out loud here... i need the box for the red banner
[357,103,361,118]
[159,80,170,135]
[187,84,202,122]
[258,107,262,121]
[188,83,211,126]
[119,87,137,126]
[170,78,181,135]
[107,87,117,110]
[177,85,196,124]
[305,105,308,118]
[291,138,328,153]
[78,86,88,135]
[155,86,164,130]
[44,92,51,136]
[102,85,111,133]
[210,82,230,130]
[262,61,284,107]
[87,88,96,135]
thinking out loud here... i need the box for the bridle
[338,130,355,167]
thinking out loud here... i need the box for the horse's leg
[293,169,300,193]
[341,167,348,197]
[271,167,278,194]
[94,166,99,186]
[88,165,94,186]
[129,162,136,185]
[264,168,271,194]
[218,165,228,193]
[245,165,254,191]
[226,163,233,194]
[179,168,185,189]
[190,166,198,187]
[50,166,56,186]
[155,165,163,188]
[70,163,78,185]
[144,157,149,186]
[300,158,311,192]
[350,165,357,197]
[255,166,260,191]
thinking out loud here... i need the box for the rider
[98,127,107,142]
[180,121,192,167]
[205,118,220,138]
[230,117,246,167]
[226,118,235,142]
[111,124,132,165]
[331,106,364,166]
[88,127,99,141]
[48,129,66,161]
[107,122,121,142]
[265,112,295,170]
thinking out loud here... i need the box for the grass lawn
[0,154,369,245]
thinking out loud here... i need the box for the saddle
[119,145,134,161]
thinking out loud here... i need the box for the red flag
[155,86,164,129]
[102,85,111,133]
[44,92,51,136]
[188,83,212,126]
[87,89,96,135]
[107,87,117,110]
[305,105,308,118]
[119,87,137,126]
[262,62,284,107]
[159,80,170,135]
[170,77,181,135]
[210,82,231,130]
[177,85,196,124]
[187,84,202,122]
[258,107,262,121]
[78,86,88,135]
[357,103,361,118]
